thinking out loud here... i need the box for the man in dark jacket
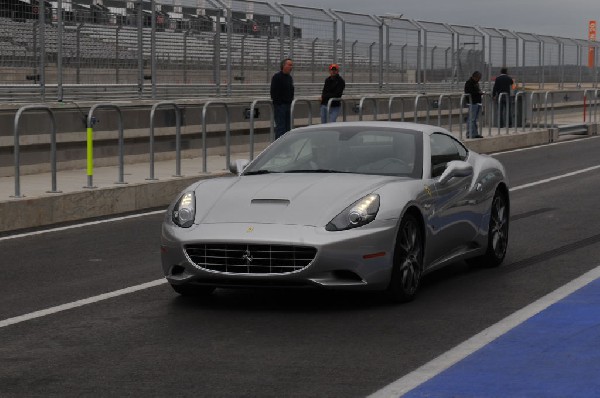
[492,67,514,128]
[320,64,346,123]
[464,71,483,138]
[270,58,294,139]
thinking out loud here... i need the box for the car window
[451,137,468,160]
[244,127,423,178]
[256,137,313,170]
[430,132,467,177]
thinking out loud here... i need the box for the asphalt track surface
[2,136,600,397]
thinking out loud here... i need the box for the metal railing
[149,101,183,179]
[1,0,599,102]
[201,101,232,173]
[8,89,598,197]
[85,104,125,188]
[12,105,58,197]
[249,99,274,160]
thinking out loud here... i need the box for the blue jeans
[274,103,291,139]
[498,97,512,128]
[320,105,341,123]
[467,103,481,138]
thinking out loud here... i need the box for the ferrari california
[160,121,509,302]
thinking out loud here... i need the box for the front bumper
[160,220,398,291]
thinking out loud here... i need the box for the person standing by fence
[464,71,483,139]
[320,63,346,123]
[270,58,295,139]
[493,67,514,128]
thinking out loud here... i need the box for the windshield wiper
[244,170,278,175]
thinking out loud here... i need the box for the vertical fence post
[116,25,122,84]
[202,102,232,173]
[149,101,183,180]
[414,94,430,124]
[76,23,82,84]
[86,104,125,188]
[39,0,46,101]
[57,0,63,102]
[459,93,471,139]
[249,99,274,160]
[151,0,157,100]
[12,105,59,198]
[290,99,314,129]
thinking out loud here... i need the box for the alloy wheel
[490,194,508,259]
[397,217,422,295]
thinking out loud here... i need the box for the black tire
[468,189,509,268]
[170,283,216,297]
[385,213,424,303]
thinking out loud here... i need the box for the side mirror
[229,159,250,175]
[438,160,473,184]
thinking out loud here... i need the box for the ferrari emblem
[242,249,254,265]
[246,226,254,233]
[424,185,433,197]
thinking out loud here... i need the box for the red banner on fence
[589,20,597,68]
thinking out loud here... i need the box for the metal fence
[0,0,599,102]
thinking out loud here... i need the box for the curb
[0,127,576,233]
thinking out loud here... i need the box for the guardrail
[149,101,183,179]
[414,94,432,125]
[249,99,274,160]
[388,95,413,122]
[584,89,599,124]
[359,96,385,121]
[202,101,232,173]
[325,98,347,123]
[459,93,472,139]
[514,91,527,134]
[290,98,315,129]
[85,104,125,188]
[7,89,597,198]
[12,104,58,198]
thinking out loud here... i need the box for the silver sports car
[161,121,509,302]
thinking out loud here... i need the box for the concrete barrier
[0,125,569,234]
[0,172,229,233]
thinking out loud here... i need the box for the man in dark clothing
[492,67,514,128]
[320,63,346,123]
[464,71,483,138]
[270,58,294,139]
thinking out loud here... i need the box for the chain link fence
[0,0,599,101]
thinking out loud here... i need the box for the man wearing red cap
[320,63,346,123]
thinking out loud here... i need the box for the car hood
[194,173,402,226]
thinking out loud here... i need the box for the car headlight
[326,194,380,231]
[172,192,196,228]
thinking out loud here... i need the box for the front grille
[185,243,317,274]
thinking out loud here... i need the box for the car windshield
[243,127,423,178]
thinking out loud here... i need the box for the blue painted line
[403,278,600,398]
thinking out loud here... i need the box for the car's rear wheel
[468,189,509,268]
[170,283,216,297]
[385,213,423,303]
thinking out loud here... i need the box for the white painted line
[0,163,597,244]
[0,279,167,329]
[367,264,600,398]
[4,163,599,244]
[491,135,599,156]
[509,164,600,192]
[0,210,164,242]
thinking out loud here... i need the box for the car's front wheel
[170,283,216,297]
[385,213,423,303]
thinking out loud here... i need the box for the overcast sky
[281,0,597,40]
